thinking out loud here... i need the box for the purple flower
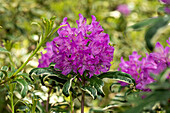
[119,52,156,91]
[38,42,53,68]
[160,0,170,4]
[119,40,170,91]
[38,14,114,77]
[164,7,170,14]
[117,4,131,16]
[149,42,170,76]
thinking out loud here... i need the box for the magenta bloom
[38,14,114,77]
[160,0,170,4]
[117,4,131,16]
[38,42,53,68]
[119,52,156,91]
[149,42,170,75]
[164,7,170,14]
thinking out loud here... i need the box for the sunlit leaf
[98,71,135,85]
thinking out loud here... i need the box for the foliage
[0,0,170,113]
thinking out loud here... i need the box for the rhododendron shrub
[38,14,114,77]
[34,14,135,113]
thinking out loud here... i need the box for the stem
[9,84,15,113]
[8,53,15,68]
[70,92,74,113]
[81,75,85,113]
[11,92,14,113]
[81,90,85,113]
[46,87,52,113]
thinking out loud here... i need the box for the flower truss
[38,14,114,77]
[119,52,156,91]
[119,38,170,91]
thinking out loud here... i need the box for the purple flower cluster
[119,38,170,91]
[117,4,131,16]
[38,14,114,77]
[149,41,170,75]
[119,52,156,91]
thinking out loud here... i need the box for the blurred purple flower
[160,0,170,4]
[119,52,156,91]
[38,14,114,77]
[117,4,131,16]
[164,7,170,14]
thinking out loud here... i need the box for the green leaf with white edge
[0,47,10,54]
[110,83,121,93]
[36,101,45,113]
[1,66,8,71]
[98,71,135,85]
[89,76,105,97]
[16,79,29,98]
[29,68,68,84]
[145,16,169,51]
[128,17,161,30]
[17,73,33,83]
[16,106,30,112]
[0,66,8,77]
[62,77,75,97]
[81,86,97,100]
[50,102,70,112]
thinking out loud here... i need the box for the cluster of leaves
[28,63,135,112]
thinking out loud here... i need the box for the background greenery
[0,0,169,112]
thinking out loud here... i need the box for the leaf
[16,79,29,98]
[50,102,70,112]
[128,17,161,30]
[89,76,105,97]
[110,83,121,93]
[1,66,8,71]
[0,66,8,77]
[98,71,135,85]
[17,73,33,83]
[62,77,74,97]
[16,106,30,112]
[81,86,97,100]
[29,68,68,87]
[36,101,45,113]
[0,47,10,54]
[145,16,169,51]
